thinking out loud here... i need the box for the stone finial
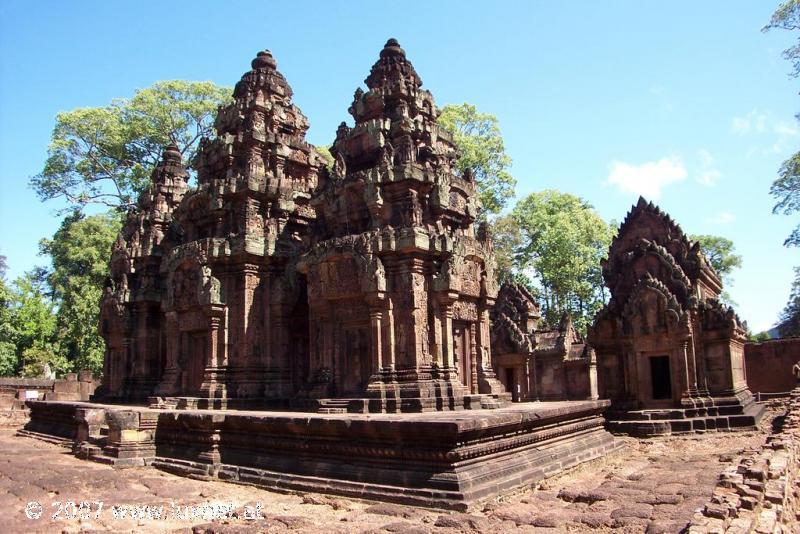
[252,50,277,70]
[161,143,182,164]
[380,38,406,58]
[365,37,421,90]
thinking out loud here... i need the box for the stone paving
[0,410,779,533]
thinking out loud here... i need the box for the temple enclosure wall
[744,338,800,394]
[0,373,97,429]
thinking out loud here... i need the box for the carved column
[382,297,396,370]
[469,323,478,394]
[438,293,458,370]
[200,304,227,399]
[369,308,383,375]
[431,299,443,368]
[588,348,599,400]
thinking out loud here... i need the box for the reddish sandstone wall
[744,339,800,393]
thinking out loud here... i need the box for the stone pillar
[369,308,383,374]
[383,298,396,370]
[469,323,478,394]
[438,294,457,370]
[683,339,698,396]
[587,348,599,401]
[431,299,443,368]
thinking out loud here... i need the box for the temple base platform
[605,391,766,437]
[19,399,620,510]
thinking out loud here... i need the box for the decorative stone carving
[491,283,597,402]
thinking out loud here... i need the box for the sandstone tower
[298,39,505,412]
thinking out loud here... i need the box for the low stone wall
[687,389,800,533]
[0,373,99,430]
[745,339,800,394]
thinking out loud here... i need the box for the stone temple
[491,283,599,403]
[11,40,619,510]
[588,197,765,435]
[97,39,506,413]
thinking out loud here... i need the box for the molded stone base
[19,399,619,510]
[605,392,766,437]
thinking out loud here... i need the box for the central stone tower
[298,39,506,412]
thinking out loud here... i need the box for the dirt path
[0,411,777,533]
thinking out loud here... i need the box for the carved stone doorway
[649,355,672,400]
[341,325,370,396]
[179,331,206,394]
[453,322,471,390]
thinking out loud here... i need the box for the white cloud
[705,211,735,224]
[774,121,799,137]
[731,109,767,135]
[732,110,798,156]
[695,149,721,187]
[605,157,687,199]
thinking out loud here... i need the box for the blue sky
[0,1,797,332]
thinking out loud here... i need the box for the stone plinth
[20,399,619,509]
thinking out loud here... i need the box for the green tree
[316,145,334,170]
[38,211,122,375]
[510,190,614,333]
[764,2,800,332]
[1,273,66,376]
[438,103,516,216]
[31,80,231,213]
[0,255,16,376]
[764,0,800,77]
[764,2,800,246]
[689,234,743,283]
[777,266,800,337]
[770,152,800,246]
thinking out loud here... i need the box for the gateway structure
[588,198,764,435]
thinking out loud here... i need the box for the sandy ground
[0,409,778,534]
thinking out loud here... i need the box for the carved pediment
[621,275,685,337]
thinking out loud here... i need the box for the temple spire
[365,38,422,90]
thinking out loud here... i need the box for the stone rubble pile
[688,389,800,534]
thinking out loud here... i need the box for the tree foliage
[764,2,800,246]
[770,152,800,246]
[502,190,614,334]
[689,234,743,282]
[0,273,67,377]
[31,80,231,213]
[39,212,122,375]
[764,0,800,78]
[777,266,800,337]
[438,103,516,216]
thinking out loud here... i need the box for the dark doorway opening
[650,355,672,400]
[505,367,518,402]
